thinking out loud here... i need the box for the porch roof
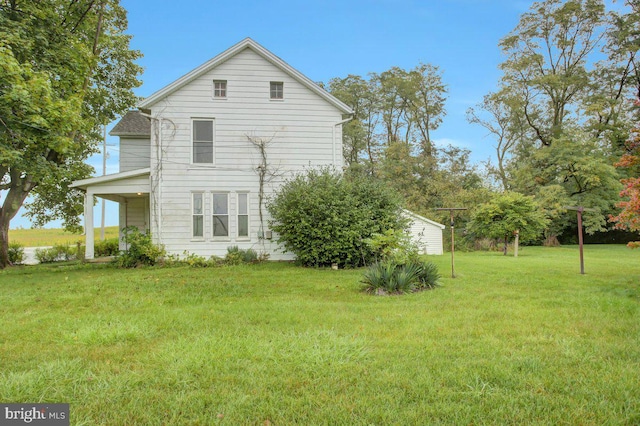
[70,168,150,202]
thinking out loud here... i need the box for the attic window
[213,80,226,98]
[270,81,283,99]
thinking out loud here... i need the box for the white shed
[402,209,445,255]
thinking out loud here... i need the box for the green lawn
[9,226,119,247]
[1,245,639,425]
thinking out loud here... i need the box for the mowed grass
[9,226,119,247]
[0,245,638,425]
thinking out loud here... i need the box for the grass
[9,226,119,247]
[0,245,639,424]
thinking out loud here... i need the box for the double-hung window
[192,193,204,238]
[237,193,249,238]
[212,193,229,237]
[193,119,214,164]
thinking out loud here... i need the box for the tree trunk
[0,176,34,269]
[0,218,9,269]
[503,235,508,256]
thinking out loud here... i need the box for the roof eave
[139,38,353,116]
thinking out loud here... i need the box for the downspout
[139,112,163,245]
[333,116,352,166]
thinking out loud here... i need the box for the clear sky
[11,0,533,229]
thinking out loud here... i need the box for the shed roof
[110,110,151,137]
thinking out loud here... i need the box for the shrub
[8,242,25,265]
[116,227,165,268]
[95,238,119,257]
[225,246,259,265]
[362,258,440,295]
[268,167,405,267]
[34,244,78,263]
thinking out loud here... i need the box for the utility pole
[101,125,107,240]
[435,208,467,278]
[563,206,597,275]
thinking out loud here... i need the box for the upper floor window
[270,81,283,100]
[193,119,214,164]
[213,80,227,98]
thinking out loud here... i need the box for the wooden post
[563,206,596,275]
[514,230,519,257]
[577,207,584,275]
[435,208,467,279]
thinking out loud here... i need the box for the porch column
[85,191,94,259]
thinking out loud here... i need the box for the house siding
[120,137,151,172]
[147,47,344,259]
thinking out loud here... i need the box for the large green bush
[268,167,406,267]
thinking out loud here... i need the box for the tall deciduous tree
[0,1,142,268]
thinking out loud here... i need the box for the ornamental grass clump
[362,230,440,295]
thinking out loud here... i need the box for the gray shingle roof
[110,110,151,137]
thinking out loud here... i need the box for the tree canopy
[0,0,142,268]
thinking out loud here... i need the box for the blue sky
[12,0,532,229]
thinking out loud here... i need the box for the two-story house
[72,38,444,260]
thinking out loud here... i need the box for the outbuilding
[403,209,445,255]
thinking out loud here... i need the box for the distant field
[9,226,119,247]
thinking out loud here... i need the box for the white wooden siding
[120,138,151,172]
[118,197,149,250]
[403,211,444,255]
[144,47,344,259]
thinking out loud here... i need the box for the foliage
[95,237,119,257]
[610,123,640,248]
[34,244,80,263]
[362,258,440,294]
[116,227,165,268]
[466,192,549,253]
[268,167,405,267]
[225,246,260,265]
[365,228,419,264]
[0,1,142,268]
[7,242,24,265]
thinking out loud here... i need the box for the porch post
[85,191,95,259]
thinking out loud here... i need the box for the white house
[72,38,443,259]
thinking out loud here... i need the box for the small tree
[467,192,549,256]
[267,167,405,267]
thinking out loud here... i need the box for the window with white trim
[212,193,229,237]
[213,80,227,98]
[192,193,204,238]
[270,81,283,99]
[237,193,249,238]
[193,119,214,164]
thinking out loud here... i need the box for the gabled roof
[402,209,446,230]
[138,38,353,115]
[110,110,151,137]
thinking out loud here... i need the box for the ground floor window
[237,193,249,238]
[192,193,204,238]
[212,193,229,237]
